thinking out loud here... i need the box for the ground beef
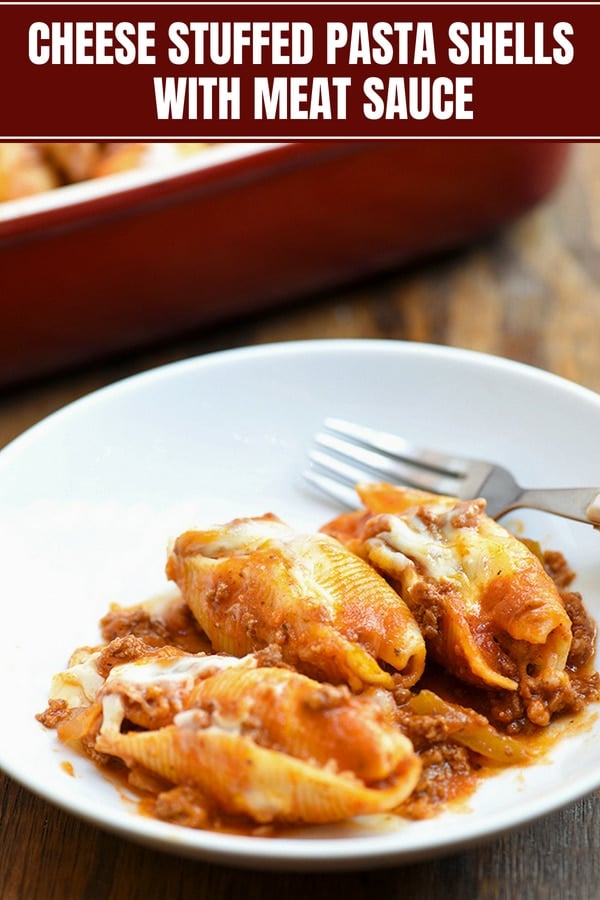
[406,580,446,641]
[562,590,598,669]
[153,785,213,829]
[95,635,175,679]
[100,598,210,654]
[544,550,576,589]
[101,606,174,646]
[449,499,486,529]
[398,742,475,819]
[36,698,70,728]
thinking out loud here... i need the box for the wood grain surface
[2,142,600,900]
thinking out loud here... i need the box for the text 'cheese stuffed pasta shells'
[166,514,426,691]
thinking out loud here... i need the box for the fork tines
[304,417,469,508]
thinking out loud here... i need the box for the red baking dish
[0,140,569,387]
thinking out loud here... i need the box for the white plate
[1,339,599,872]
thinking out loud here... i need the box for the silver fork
[305,417,600,527]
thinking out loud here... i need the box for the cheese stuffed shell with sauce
[322,483,575,726]
[37,496,600,830]
[49,646,421,825]
[166,513,426,692]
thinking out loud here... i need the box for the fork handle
[501,488,600,526]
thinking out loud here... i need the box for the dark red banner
[1,3,597,138]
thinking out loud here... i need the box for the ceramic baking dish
[0,140,570,386]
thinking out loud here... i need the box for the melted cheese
[195,519,341,617]
[374,503,525,615]
[168,513,427,690]
[50,650,104,708]
[99,654,248,737]
[192,516,291,558]
[103,653,242,692]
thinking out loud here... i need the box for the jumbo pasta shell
[323,483,573,720]
[96,714,420,825]
[166,514,425,691]
[188,664,408,782]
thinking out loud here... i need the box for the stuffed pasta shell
[322,484,574,725]
[62,651,421,825]
[166,513,426,691]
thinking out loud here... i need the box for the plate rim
[2,337,600,871]
[3,337,600,461]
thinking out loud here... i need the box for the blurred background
[0,141,598,438]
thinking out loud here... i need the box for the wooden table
[2,142,600,899]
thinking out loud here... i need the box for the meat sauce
[37,550,600,833]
